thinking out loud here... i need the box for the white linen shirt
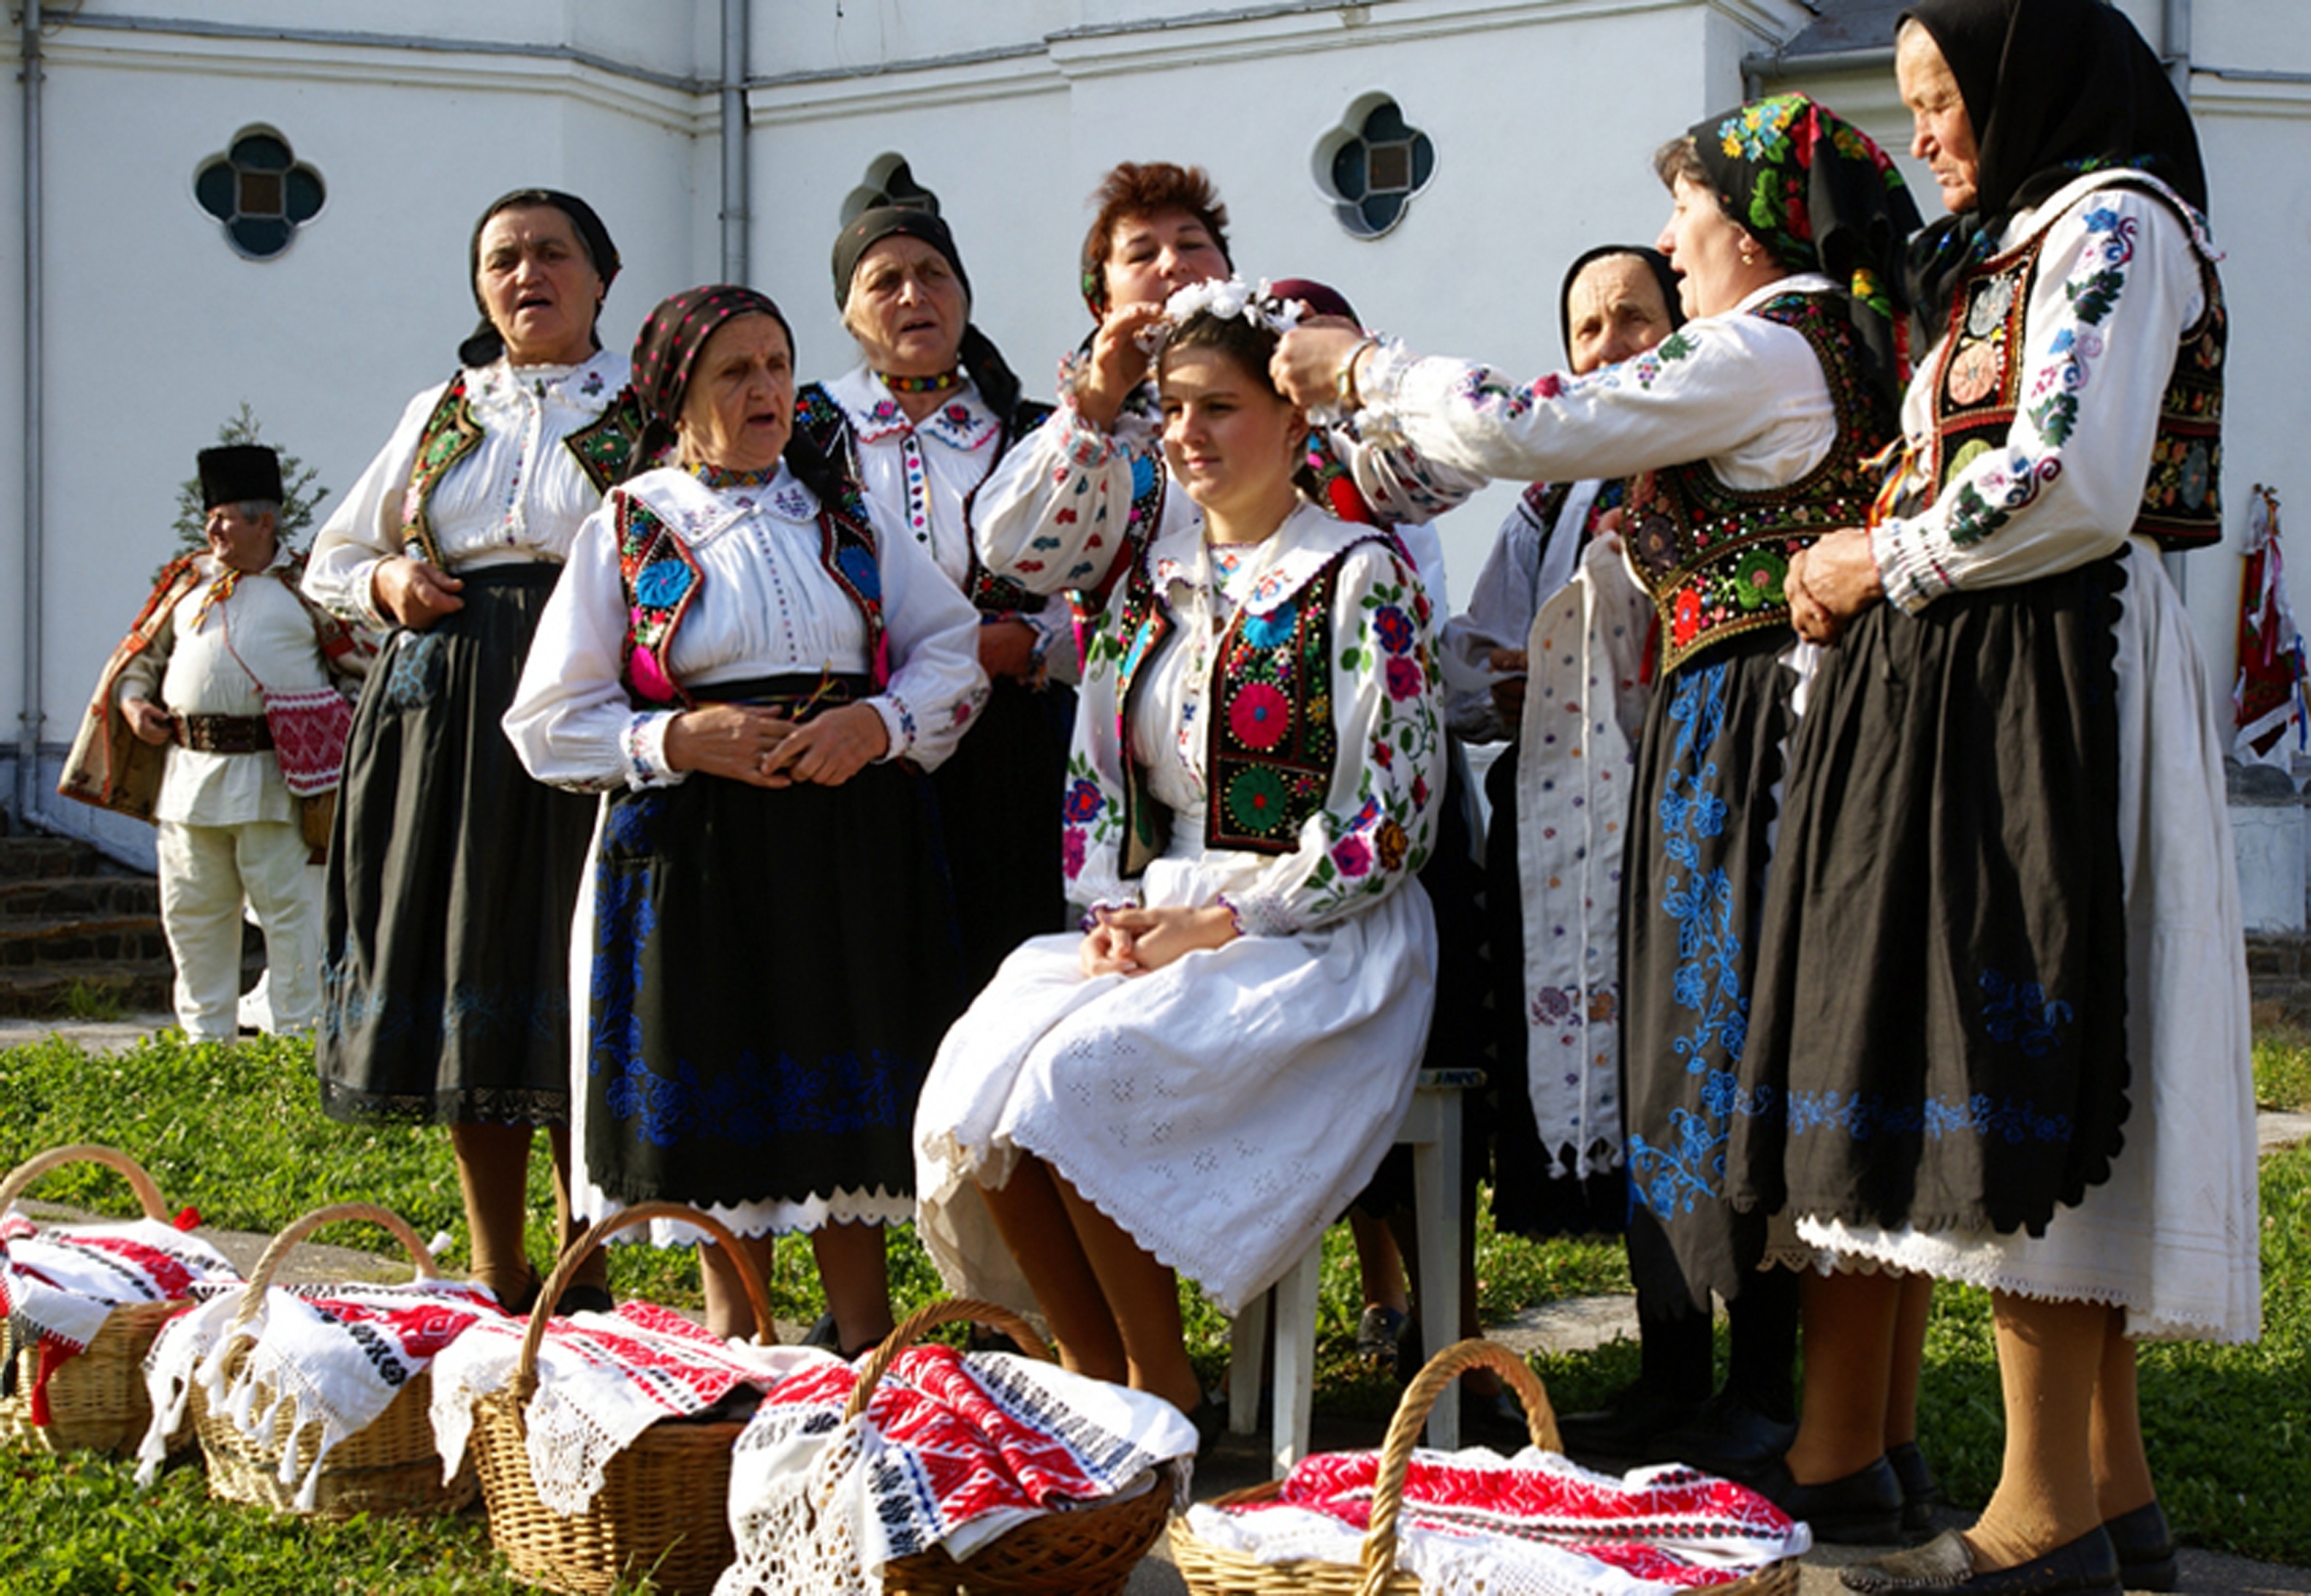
[116,550,338,827]
[503,464,987,790]
[1871,171,2213,610]
[303,349,630,628]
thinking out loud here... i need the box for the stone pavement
[10,1013,2311,1594]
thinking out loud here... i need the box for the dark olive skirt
[581,757,963,1212]
[1729,558,2129,1239]
[928,674,1075,998]
[317,565,594,1126]
[1619,629,1795,1311]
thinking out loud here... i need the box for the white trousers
[155,818,319,1042]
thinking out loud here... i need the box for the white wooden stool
[1227,1066,1484,1477]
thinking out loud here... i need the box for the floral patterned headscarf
[1688,93,1921,408]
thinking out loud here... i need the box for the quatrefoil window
[195,127,325,260]
[1317,97,1436,240]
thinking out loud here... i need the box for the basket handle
[230,1201,442,1330]
[842,1297,1055,1423]
[1353,1338,1562,1596]
[0,1142,171,1221]
[511,1201,778,1404]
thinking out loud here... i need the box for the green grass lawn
[1,1029,2306,1588]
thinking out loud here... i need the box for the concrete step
[0,960,176,1019]
[0,875,161,921]
[0,913,175,969]
[0,836,100,881]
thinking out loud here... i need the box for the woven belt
[692,672,868,720]
[171,712,273,754]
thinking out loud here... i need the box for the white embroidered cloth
[1185,1447,1806,1596]
[429,1301,809,1516]
[138,1276,500,1509]
[716,1345,1194,1596]
[1,1209,239,1426]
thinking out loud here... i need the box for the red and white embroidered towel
[430,1301,807,1516]
[0,1209,240,1425]
[138,1276,500,1508]
[716,1345,1195,1596]
[1185,1445,1808,1596]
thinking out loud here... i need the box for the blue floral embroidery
[836,543,881,602]
[632,561,693,608]
[1240,601,1297,649]
[602,1045,915,1147]
[1781,1088,2073,1146]
[1978,968,2074,1059]
[382,633,441,712]
[1627,663,1759,1219]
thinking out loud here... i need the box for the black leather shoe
[1839,1527,2120,1595]
[1554,1384,1709,1460]
[2101,1502,2176,1593]
[1757,1455,1905,1545]
[553,1284,615,1317]
[1650,1391,1798,1482]
[1887,1441,1942,1538]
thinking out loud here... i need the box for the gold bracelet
[1334,335,1379,411]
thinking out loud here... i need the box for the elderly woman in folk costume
[1275,95,1919,1524]
[303,189,643,1317]
[914,280,1446,1438]
[505,286,985,1351]
[970,161,1475,623]
[1726,4,2254,1592]
[796,206,1075,994]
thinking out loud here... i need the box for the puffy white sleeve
[302,385,443,629]
[971,363,1160,599]
[1222,545,1448,937]
[1354,317,1830,488]
[1872,190,2207,610]
[501,497,670,793]
[870,514,991,772]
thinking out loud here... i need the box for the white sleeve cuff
[624,711,688,789]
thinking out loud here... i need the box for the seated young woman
[913,280,1447,1431]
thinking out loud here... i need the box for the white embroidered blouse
[1062,500,1447,938]
[1871,171,2215,610]
[303,349,630,629]
[502,464,986,790]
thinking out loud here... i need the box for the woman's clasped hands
[1783,526,1885,645]
[664,701,890,789]
[1078,903,1239,979]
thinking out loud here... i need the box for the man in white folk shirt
[61,445,370,1041]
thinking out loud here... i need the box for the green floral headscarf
[1689,93,1921,408]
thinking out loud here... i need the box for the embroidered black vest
[1106,536,1379,877]
[1624,293,1898,675]
[1921,178,2225,551]
[613,486,891,712]
[793,383,1054,617]
[399,373,647,567]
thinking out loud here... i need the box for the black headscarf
[457,188,622,368]
[1901,0,2208,342]
[1556,246,1687,364]
[1687,93,1921,409]
[625,285,846,504]
[830,205,1026,422]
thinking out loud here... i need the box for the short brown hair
[1651,134,1713,195]
[1079,161,1231,318]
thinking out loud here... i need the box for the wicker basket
[194,1201,476,1518]
[1169,1338,1800,1596]
[0,1143,200,1457]
[867,1298,1181,1596]
[469,1202,778,1596]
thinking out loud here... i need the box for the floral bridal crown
[1135,276,1306,354]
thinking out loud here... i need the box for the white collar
[626,461,818,543]
[466,347,626,414]
[1147,499,1375,616]
[825,365,999,451]
[1732,272,1838,316]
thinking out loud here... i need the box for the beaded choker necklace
[878,369,964,395]
[686,461,781,490]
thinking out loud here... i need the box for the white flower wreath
[1135,276,1306,355]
